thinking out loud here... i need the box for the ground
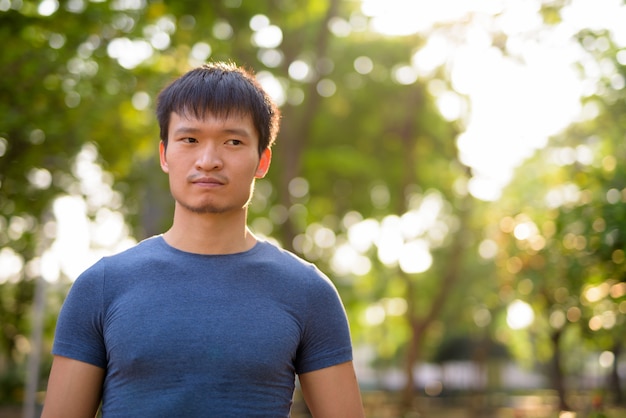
[3,390,624,417]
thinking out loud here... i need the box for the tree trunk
[400,198,471,412]
[550,328,570,411]
[275,0,339,250]
[401,280,423,411]
[609,342,623,406]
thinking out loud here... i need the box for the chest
[102,279,302,382]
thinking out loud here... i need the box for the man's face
[159,111,271,215]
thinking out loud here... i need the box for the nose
[196,143,223,171]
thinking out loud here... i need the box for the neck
[163,206,257,255]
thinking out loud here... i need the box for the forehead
[169,111,257,138]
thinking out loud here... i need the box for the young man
[42,62,364,417]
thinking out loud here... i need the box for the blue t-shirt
[51,236,353,417]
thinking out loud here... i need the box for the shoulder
[255,241,332,284]
[256,240,314,268]
[71,235,166,288]
[102,235,165,263]
[98,235,170,272]
[253,241,342,301]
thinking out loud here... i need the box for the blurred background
[1,0,625,417]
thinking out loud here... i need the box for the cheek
[163,152,192,173]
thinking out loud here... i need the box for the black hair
[156,62,280,156]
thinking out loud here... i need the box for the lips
[188,174,227,186]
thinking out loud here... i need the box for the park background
[1,0,625,417]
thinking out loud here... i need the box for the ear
[159,141,169,173]
[255,148,272,179]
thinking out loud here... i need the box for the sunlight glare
[392,65,417,85]
[38,0,59,16]
[316,79,337,97]
[599,351,615,368]
[506,299,534,330]
[473,307,492,327]
[252,25,283,49]
[562,0,626,47]
[354,56,374,75]
[330,243,372,276]
[258,49,283,68]
[288,60,311,82]
[40,249,60,282]
[249,14,269,31]
[382,297,408,316]
[49,196,93,281]
[107,37,153,69]
[436,91,463,121]
[347,218,379,253]
[584,283,609,303]
[400,192,443,239]
[360,0,626,201]
[341,191,450,274]
[190,42,212,64]
[377,216,404,266]
[328,17,352,37]
[0,247,23,284]
[364,303,386,326]
[399,239,432,274]
[92,208,128,248]
[213,20,234,40]
[513,221,538,241]
[309,224,336,249]
[478,239,498,259]
[411,35,449,77]
[27,168,52,190]
[256,71,285,106]
[452,42,582,200]
[361,0,478,36]
[41,145,136,283]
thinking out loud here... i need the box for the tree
[4,1,625,416]
[489,22,626,410]
[1,0,460,407]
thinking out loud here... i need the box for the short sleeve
[51,260,107,369]
[295,271,353,374]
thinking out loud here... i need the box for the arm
[299,361,365,418]
[41,355,105,418]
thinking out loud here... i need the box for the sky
[362,0,626,201]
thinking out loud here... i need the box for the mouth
[188,174,227,186]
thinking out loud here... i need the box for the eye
[226,139,243,146]
[182,137,198,143]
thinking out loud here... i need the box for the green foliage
[2,0,625,411]
[487,27,626,407]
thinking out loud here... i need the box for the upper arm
[41,355,105,418]
[298,361,365,418]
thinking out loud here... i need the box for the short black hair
[156,62,280,156]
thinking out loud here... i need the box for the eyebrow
[172,126,252,138]
[222,128,252,138]
[172,126,202,136]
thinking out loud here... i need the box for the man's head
[156,62,280,156]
